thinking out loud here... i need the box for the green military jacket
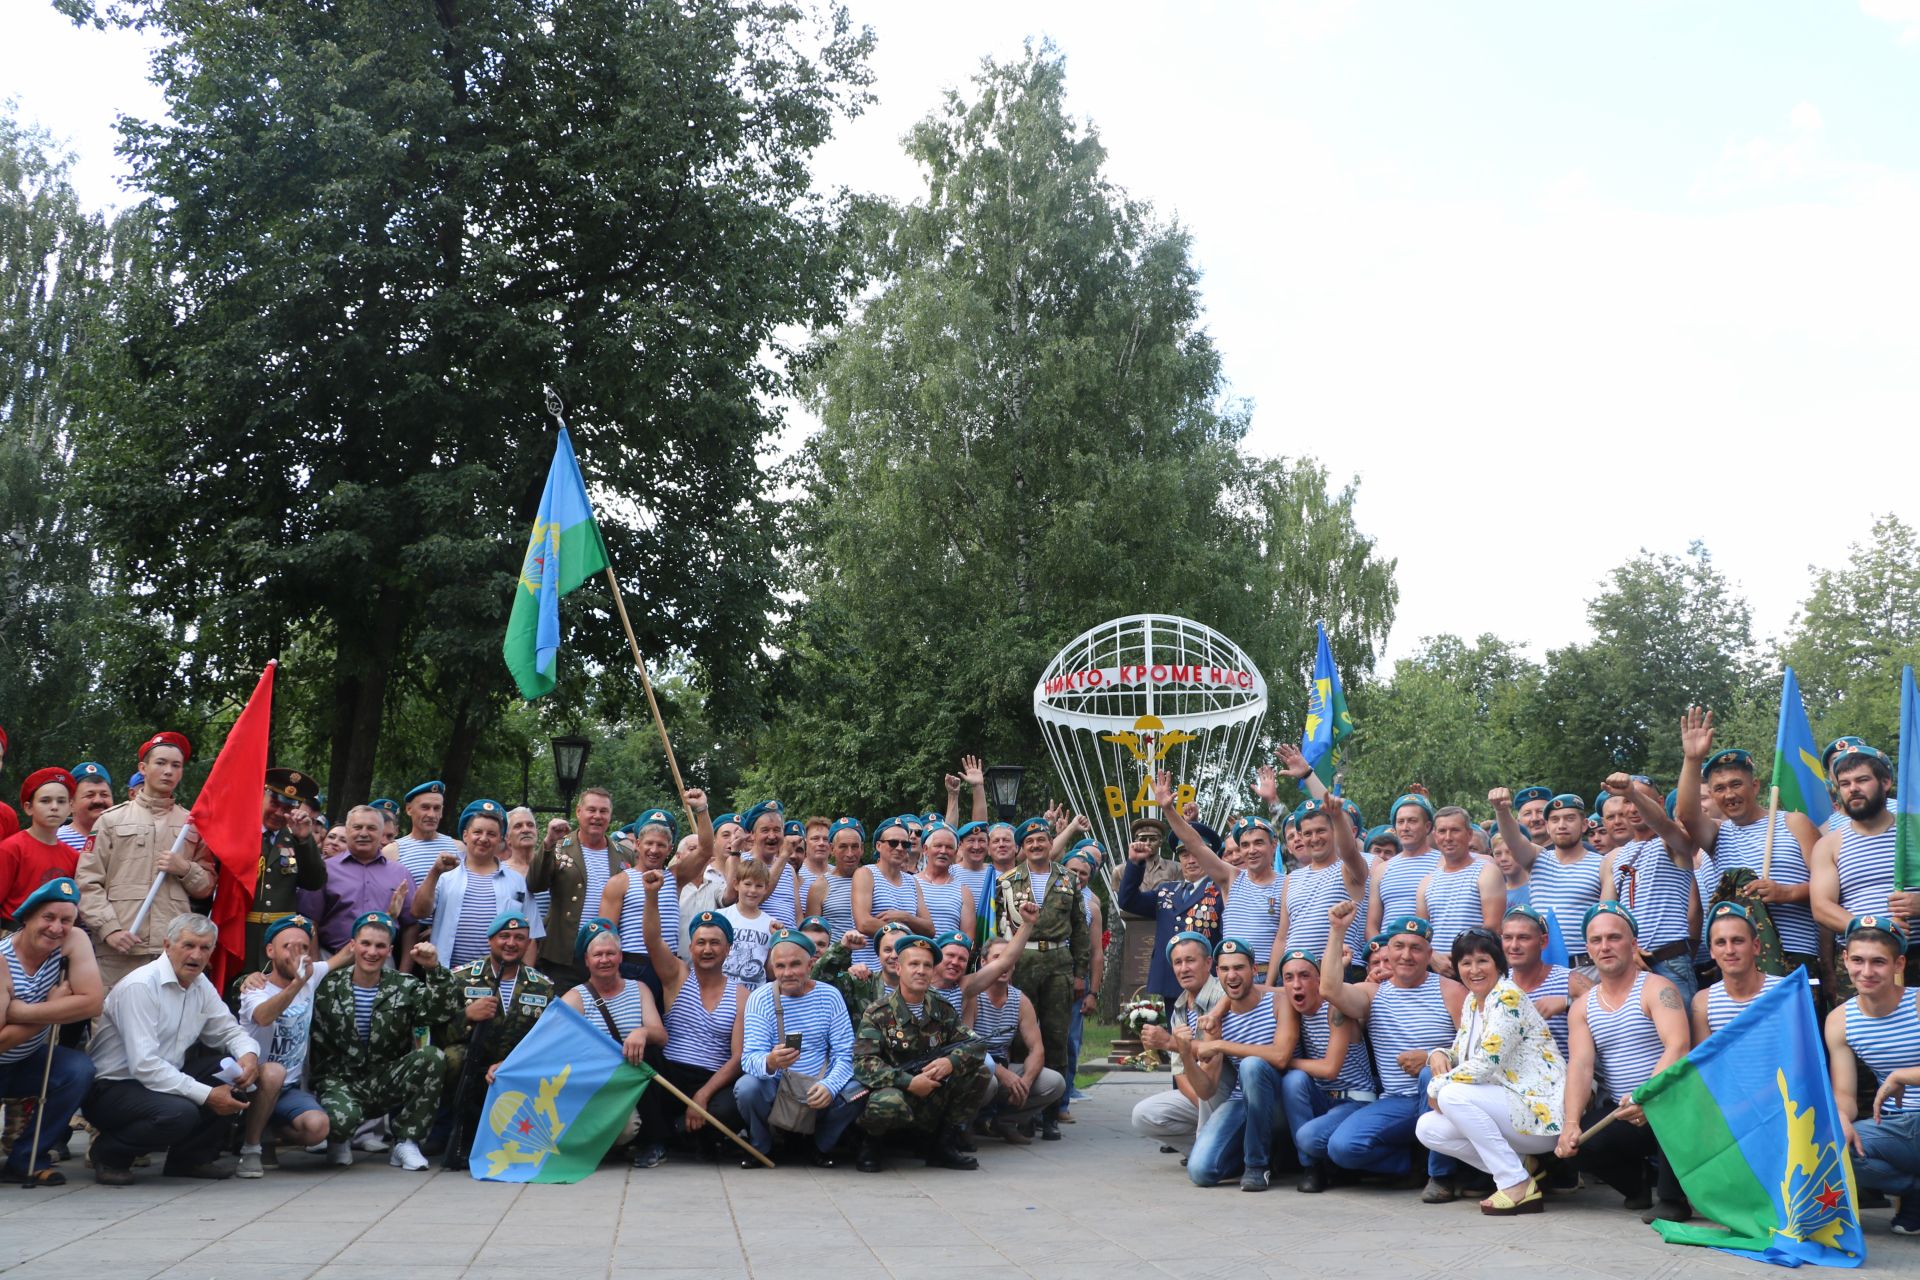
[309,964,461,1085]
[444,958,556,1063]
[993,860,1092,980]
[813,940,882,1022]
[853,991,985,1091]
[524,836,631,971]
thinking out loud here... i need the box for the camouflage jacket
[813,940,882,1021]
[994,860,1092,978]
[309,964,461,1085]
[443,959,556,1062]
[853,990,985,1092]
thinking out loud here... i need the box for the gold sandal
[1481,1179,1544,1216]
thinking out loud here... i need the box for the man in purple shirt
[297,806,416,954]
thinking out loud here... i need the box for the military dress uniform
[307,964,462,1142]
[442,956,555,1164]
[994,861,1091,1076]
[243,770,328,978]
[853,991,990,1146]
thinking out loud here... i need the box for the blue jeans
[1325,1069,1455,1178]
[1280,1068,1364,1164]
[1651,953,1698,1002]
[1187,1058,1284,1186]
[732,1074,864,1154]
[0,1045,92,1173]
[1854,1110,1920,1196]
[1065,1003,1085,1098]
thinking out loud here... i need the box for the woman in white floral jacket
[1414,927,1566,1215]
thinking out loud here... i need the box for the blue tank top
[933,985,964,1015]
[1423,859,1486,951]
[452,878,497,966]
[759,864,798,930]
[1368,973,1454,1097]
[1221,870,1285,963]
[1713,815,1816,955]
[1843,989,1920,1114]
[1705,973,1780,1035]
[0,939,59,1062]
[1282,862,1361,960]
[974,987,1024,1058]
[796,864,824,913]
[584,978,647,1042]
[855,869,920,967]
[1526,849,1601,939]
[1219,993,1279,1100]
[823,874,857,940]
[951,865,992,916]
[1587,972,1666,1102]
[1519,964,1573,1061]
[1836,825,1896,924]
[1692,858,1719,966]
[663,976,738,1071]
[1298,1001,1374,1096]
[917,877,967,937]
[616,869,679,958]
[1375,851,1440,925]
[1610,838,1694,948]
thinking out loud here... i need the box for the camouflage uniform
[242,826,327,978]
[441,959,557,1082]
[854,991,989,1138]
[994,861,1090,1074]
[308,965,461,1141]
[813,940,882,1023]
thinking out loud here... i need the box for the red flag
[191,660,275,992]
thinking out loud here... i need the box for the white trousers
[1413,1082,1557,1188]
[1130,1084,1216,1154]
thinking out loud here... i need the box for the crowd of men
[0,717,1913,1240]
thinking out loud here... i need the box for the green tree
[1521,542,1756,794]
[1776,514,1920,752]
[1339,634,1539,824]
[754,48,1396,817]
[58,0,874,809]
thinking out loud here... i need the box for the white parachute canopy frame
[1032,614,1268,871]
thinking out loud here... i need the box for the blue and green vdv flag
[1301,622,1352,789]
[503,427,611,700]
[469,999,653,1183]
[1897,664,1919,891]
[1637,969,1865,1268]
[1771,667,1834,828]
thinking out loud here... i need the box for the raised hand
[431,852,460,876]
[683,787,708,814]
[1071,813,1091,835]
[945,773,963,796]
[1274,743,1312,780]
[1680,706,1714,760]
[1254,765,1279,805]
[409,942,440,969]
[1151,771,1175,811]
[641,868,665,893]
[1128,839,1151,864]
[961,756,985,787]
[1329,899,1358,930]
[1487,787,1512,812]
[1603,772,1633,797]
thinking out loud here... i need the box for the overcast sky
[10,1,1918,669]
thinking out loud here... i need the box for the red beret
[19,767,76,812]
[137,731,192,763]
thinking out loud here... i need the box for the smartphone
[784,1033,803,1051]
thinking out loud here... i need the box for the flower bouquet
[1118,992,1168,1070]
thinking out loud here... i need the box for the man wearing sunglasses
[242,768,330,981]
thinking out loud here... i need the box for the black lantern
[550,734,593,814]
[983,764,1026,822]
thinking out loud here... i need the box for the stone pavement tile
[0,1267,162,1280]
[23,1235,208,1267]
[328,1235,483,1266]
[149,1266,320,1280]
[309,1266,472,1280]
[353,1218,495,1244]
[867,1243,1023,1270]
[608,1242,747,1270]
[892,1268,1034,1280]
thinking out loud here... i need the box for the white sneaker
[236,1150,264,1179]
[352,1133,390,1152]
[326,1141,353,1167]
[389,1140,429,1171]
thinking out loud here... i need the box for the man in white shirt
[85,914,262,1184]
[234,915,351,1176]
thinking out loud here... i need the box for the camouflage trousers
[313,1046,447,1143]
[1013,948,1075,1074]
[860,1057,991,1137]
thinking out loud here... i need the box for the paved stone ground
[0,1075,1908,1279]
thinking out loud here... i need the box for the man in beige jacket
[76,732,216,993]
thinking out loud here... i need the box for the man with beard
[0,879,101,1184]
[1493,791,1603,973]
[0,769,77,922]
[1811,743,1914,997]
[78,733,215,993]
[55,762,113,858]
[242,768,329,979]
[1131,932,1228,1155]
[853,934,988,1172]
[1119,820,1226,1003]
[235,915,349,1175]
[442,912,553,1170]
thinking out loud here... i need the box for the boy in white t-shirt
[235,915,353,1175]
[718,858,782,988]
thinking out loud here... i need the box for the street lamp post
[982,764,1026,822]
[550,734,593,817]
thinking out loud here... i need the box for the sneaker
[1891,1197,1920,1235]
[630,1142,668,1169]
[1240,1167,1271,1192]
[352,1133,390,1153]
[236,1150,264,1179]
[326,1141,352,1167]
[389,1140,429,1171]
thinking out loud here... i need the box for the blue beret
[1823,736,1872,768]
[1064,840,1099,868]
[14,878,81,919]
[1664,789,1679,819]
[1831,742,1891,774]
[352,911,396,938]
[487,911,531,938]
[1367,930,1393,954]
[457,798,505,835]
[712,811,741,830]
[922,821,957,844]
[1364,825,1401,850]
[874,816,912,842]
[70,762,111,787]
[1503,904,1549,932]
[783,820,805,838]
[128,770,144,789]
[828,816,866,842]
[1184,821,1224,855]
[798,915,829,933]
[686,909,733,943]
[1214,937,1256,959]
[1512,787,1552,808]
[1592,790,1613,816]
[404,780,445,803]
[370,797,400,817]
[264,913,315,945]
[1545,793,1584,814]
[955,821,987,841]
[1276,947,1320,971]
[1384,915,1433,940]
[876,920,915,939]
[1237,816,1276,839]
[771,927,817,956]
[1166,930,1212,959]
[1846,914,1909,945]
[933,929,972,952]
[1013,817,1052,844]
[1701,749,1754,776]
[1391,794,1435,821]
[740,800,785,832]
[1583,900,1638,937]
[1707,901,1757,932]
[633,808,678,841]
[892,934,938,961]
[575,917,617,961]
